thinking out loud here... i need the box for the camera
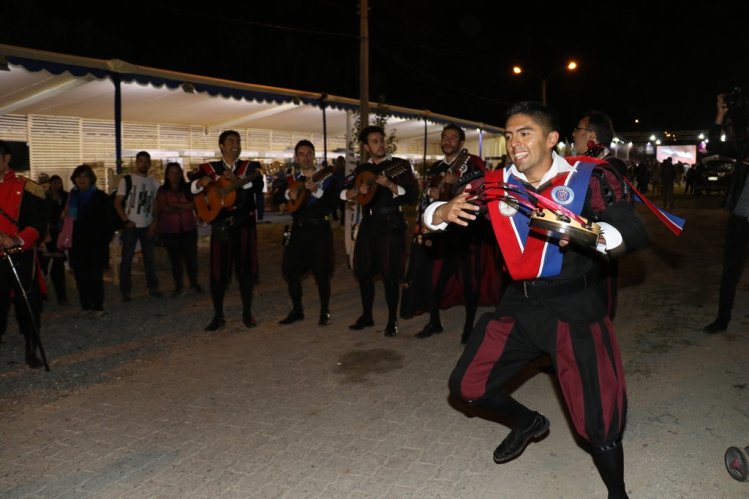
[725,86,744,110]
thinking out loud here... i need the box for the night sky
[4,1,747,137]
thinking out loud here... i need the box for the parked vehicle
[694,156,735,195]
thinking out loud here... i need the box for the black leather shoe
[318,312,331,326]
[279,310,304,325]
[243,315,257,328]
[25,352,44,369]
[348,316,374,330]
[204,316,226,331]
[384,322,399,337]
[415,322,443,339]
[703,319,728,334]
[493,412,550,463]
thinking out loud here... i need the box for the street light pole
[541,79,547,106]
[512,61,577,105]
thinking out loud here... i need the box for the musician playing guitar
[190,130,264,332]
[340,125,418,337]
[401,123,503,344]
[278,140,341,327]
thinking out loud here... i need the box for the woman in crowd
[41,175,69,305]
[66,164,113,317]
[156,162,202,296]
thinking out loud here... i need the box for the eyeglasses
[573,126,592,133]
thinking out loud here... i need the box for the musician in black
[401,124,503,343]
[190,130,264,331]
[341,126,418,336]
[571,110,627,319]
[278,140,340,326]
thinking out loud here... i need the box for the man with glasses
[571,111,629,318]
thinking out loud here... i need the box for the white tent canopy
[0,44,505,169]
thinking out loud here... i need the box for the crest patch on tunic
[550,186,574,206]
[499,197,518,217]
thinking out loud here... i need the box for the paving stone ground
[1,193,748,498]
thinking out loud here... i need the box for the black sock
[591,441,628,499]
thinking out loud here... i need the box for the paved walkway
[1,198,748,498]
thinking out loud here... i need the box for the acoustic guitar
[429,148,471,201]
[354,158,410,205]
[194,167,264,223]
[285,165,336,213]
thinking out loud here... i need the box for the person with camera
[703,90,749,333]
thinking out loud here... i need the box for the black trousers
[717,215,749,323]
[161,229,199,290]
[0,251,42,342]
[73,265,105,311]
[208,221,257,320]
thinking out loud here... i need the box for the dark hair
[505,101,559,133]
[358,125,385,144]
[0,140,10,156]
[161,162,188,192]
[135,150,151,161]
[219,130,240,145]
[49,174,63,183]
[442,123,466,142]
[294,139,315,154]
[583,110,615,147]
[70,164,97,184]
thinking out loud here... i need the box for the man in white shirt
[114,150,162,301]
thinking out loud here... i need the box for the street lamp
[512,61,578,105]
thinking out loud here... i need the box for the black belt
[363,205,402,217]
[512,268,598,299]
[217,211,254,227]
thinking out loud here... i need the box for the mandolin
[194,167,264,223]
[354,158,410,206]
[285,165,336,213]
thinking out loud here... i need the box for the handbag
[56,215,74,251]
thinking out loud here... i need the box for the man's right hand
[433,188,479,227]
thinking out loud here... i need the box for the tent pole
[321,95,328,165]
[422,117,428,189]
[113,74,122,175]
